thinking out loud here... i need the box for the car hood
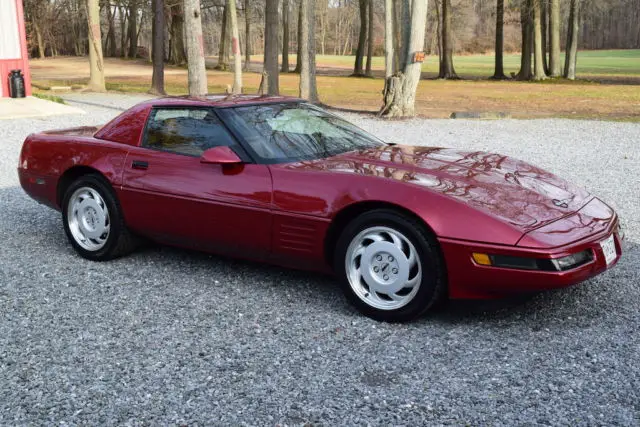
[296,145,593,231]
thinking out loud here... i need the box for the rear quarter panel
[18,133,130,209]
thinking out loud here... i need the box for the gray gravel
[1,94,639,426]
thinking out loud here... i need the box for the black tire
[62,174,137,261]
[334,209,446,322]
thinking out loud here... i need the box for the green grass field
[249,49,640,78]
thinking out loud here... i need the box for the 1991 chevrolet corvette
[19,95,623,321]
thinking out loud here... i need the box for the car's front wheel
[335,209,446,322]
[62,174,136,261]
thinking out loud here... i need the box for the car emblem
[552,199,569,208]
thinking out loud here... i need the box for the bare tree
[244,0,251,71]
[492,0,507,79]
[541,0,549,74]
[217,4,230,70]
[282,0,290,72]
[365,0,374,76]
[439,0,458,79]
[183,0,208,96]
[397,1,411,71]
[564,0,580,80]
[532,0,547,80]
[517,0,533,80]
[549,0,561,76]
[228,0,243,93]
[264,0,280,95]
[119,3,128,58]
[128,0,139,58]
[384,0,394,79]
[105,4,117,57]
[380,0,429,118]
[169,3,187,65]
[353,0,368,75]
[150,0,166,95]
[86,0,106,92]
[299,0,318,101]
[295,0,302,73]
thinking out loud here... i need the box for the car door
[119,107,273,260]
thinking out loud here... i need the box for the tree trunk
[264,0,280,95]
[542,0,549,74]
[183,0,208,96]
[295,0,303,73]
[365,0,374,76]
[435,0,443,73]
[517,0,533,80]
[337,9,341,55]
[392,1,401,72]
[86,0,106,92]
[384,0,394,79]
[492,0,506,79]
[390,1,409,72]
[532,0,546,80]
[34,22,45,59]
[380,0,429,118]
[217,4,230,70]
[120,6,128,58]
[169,4,187,65]
[299,0,318,101]
[353,0,368,75]
[244,0,251,71]
[399,0,411,66]
[320,0,329,56]
[281,0,290,72]
[105,4,117,57]
[128,0,139,58]
[439,0,458,79]
[150,0,166,95]
[549,0,561,76]
[228,0,243,94]
[564,0,579,80]
[109,5,118,57]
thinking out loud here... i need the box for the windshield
[219,102,386,163]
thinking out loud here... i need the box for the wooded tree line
[24,0,640,61]
[22,0,640,117]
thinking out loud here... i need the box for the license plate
[600,235,617,266]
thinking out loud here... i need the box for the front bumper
[440,218,623,300]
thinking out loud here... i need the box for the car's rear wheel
[334,209,446,322]
[62,174,136,261]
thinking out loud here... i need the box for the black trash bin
[8,70,26,98]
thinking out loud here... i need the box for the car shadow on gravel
[3,185,636,326]
[63,237,640,326]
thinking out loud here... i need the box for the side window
[143,108,236,157]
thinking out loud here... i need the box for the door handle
[131,160,149,170]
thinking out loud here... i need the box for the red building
[0,0,31,97]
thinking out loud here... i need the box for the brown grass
[30,57,640,121]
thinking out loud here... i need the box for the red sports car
[18,95,623,321]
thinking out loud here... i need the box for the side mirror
[200,146,243,165]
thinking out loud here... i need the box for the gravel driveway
[1,94,639,425]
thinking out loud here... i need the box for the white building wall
[0,0,21,60]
